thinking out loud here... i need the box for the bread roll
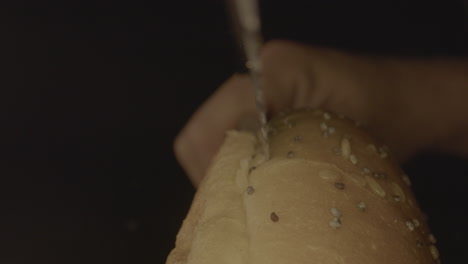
[167,109,440,264]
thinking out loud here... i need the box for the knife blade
[229,0,270,159]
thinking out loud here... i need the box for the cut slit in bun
[167,109,440,264]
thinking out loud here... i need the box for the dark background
[1,0,467,263]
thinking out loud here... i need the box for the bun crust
[167,110,440,264]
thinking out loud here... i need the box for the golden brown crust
[167,131,257,264]
[167,110,439,264]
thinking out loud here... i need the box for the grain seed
[270,212,279,222]
[367,144,377,153]
[405,220,415,231]
[294,135,302,143]
[365,176,386,197]
[429,245,439,260]
[341,138,351,159]
[357,201,367,211]
[320,122,328,131]
[329,217,341,229]
[332,147,341,156]
[417,240,424,248]
[402,174,412,186]
[330,207,342,218]
[391,183,406,202]
[334,182,345,190]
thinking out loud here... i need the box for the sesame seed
[429,245,440,259]
[373,173,386,179]
[365,176,386,197]
[378,147,388,159]
[323,112,331,120]
[294,135,302,142]
[332,147,341,155]
[392,195,401,202]
[287,151,295,158]
[362,167,370,175]
[270,212,279,222]
[334,182,345,190]
[402,174,412,186]
[320,122,328,131]
[246,186,255,195]
[329,217,341,230]
[327,127,335,134]
[405,220,415,231]
[367,144,377,153]
[330,207,342,218]
[391,183,406,202]
[341,138,351,159]
[417,240,424,248]
[349,154,358,164]
[428,234,437,244]
[412,218,420,227]
[357,201,367,211]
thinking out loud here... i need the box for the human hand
[174,40,467,186]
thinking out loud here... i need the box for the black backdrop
[1,0,467,263]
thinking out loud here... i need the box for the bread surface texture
[167,110,439,264]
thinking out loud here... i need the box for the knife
[229,0,270,160]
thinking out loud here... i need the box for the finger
[261,40,329,110]
[174,40,333,187]
[174,74,258,187]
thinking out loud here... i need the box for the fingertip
[262,39,300,55]
[173,74,258,188]
[173,128,203,188]
[261,40,311,63]
[173,129,187,170]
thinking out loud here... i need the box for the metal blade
[229,0,270,159]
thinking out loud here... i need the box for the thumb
[174,74,258,186]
